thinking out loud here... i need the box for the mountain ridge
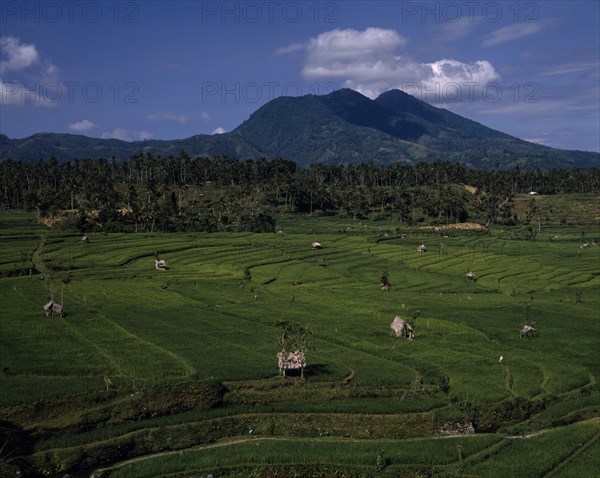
[1,88,598,170]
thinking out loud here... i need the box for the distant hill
[0,132,261,164]
[1,89,598,170]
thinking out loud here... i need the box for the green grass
[107,435,503,478]
[462,419,600,477]
[0,212,598,476]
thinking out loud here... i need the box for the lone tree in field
[409,310,420,326]
[275,319,312,377]
[379,271,391,291]
[521,297,536,325]
[240,267,252,288]
[103,373,114,391]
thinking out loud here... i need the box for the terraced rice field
[0,212,598,477]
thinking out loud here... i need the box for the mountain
[1,89,598,170]
[0,132,261,164]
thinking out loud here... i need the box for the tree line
[1,153,598,233]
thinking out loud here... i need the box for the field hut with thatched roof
[466,271,477,281]
[277,351,306,377]
[43,300,63,317]
[520,325,537,338]
[390,316,413,339]
[417,244,427,253]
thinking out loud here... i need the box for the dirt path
[32,233,48,277]
[91,421,600,477]
[91,436,291,475]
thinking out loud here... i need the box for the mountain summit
[1,89,598,169]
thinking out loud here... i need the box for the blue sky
[1,0,599,152]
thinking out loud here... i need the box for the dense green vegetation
[1,155,599,236]
[0,206,598,476]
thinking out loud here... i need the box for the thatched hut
[43,300,63,317]
[466,271,477,281]
[520,325,536,338]
[390,316,413,339]
[417,244,427,252]
[277,350,306,377]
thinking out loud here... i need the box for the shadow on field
[303,363,333,377]
[279,364,333,378]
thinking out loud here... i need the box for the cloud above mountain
[0,36,39,74]
[68,119,95,133]
[278,27,499,102]
[482,22,544,47]
[0,36,59,107]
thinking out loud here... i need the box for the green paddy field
[0,212,598,477]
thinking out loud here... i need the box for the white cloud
[211,127,225,135]
[300,28,408,80]
[68,119,95,133]
[524,137,548,145]
[101,128,154,141]
[275,41,307,56]
[0,36,39,74]
[482,23,543,47]
[138,130,154,140]
[538,61,599,76]
[0,37,59,107]
[422,59,498,99]
[102,128,132,141]
[279,27,499,102]
[45,63,60,77]
[147,111,211,124]
[439,17,479,42]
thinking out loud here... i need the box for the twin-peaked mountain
[1,89,598,169]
